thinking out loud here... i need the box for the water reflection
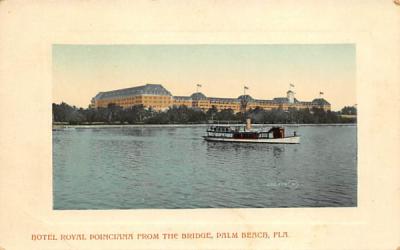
[272,145,284,158]
[205,142,285,159]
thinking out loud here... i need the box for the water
[53,125,357,209]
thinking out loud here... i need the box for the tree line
[52,102,357,125]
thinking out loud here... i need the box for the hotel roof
[209,97,240,103]
[190,92,207,100]
[271,97,303,104]
[312,98,330,105]
[238,95,254,102]
[94,84,172,100]
[173,96,193,100]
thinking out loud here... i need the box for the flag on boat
[244,86,249,90]
[320,91,324,95]
[197,84,202,87]
[290,83,295,87]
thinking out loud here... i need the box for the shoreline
[53,123,357,129]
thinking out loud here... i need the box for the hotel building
[90,84,331,112]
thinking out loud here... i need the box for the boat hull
[203,136,300,144]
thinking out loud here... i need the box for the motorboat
[203,119,300,144]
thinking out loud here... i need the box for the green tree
[341,106,357,115]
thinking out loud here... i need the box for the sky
[53,44,356,111]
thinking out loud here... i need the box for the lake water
[53,125,357,209]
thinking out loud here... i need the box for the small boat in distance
[203,119,300,144]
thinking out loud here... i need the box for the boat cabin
[267,127,285,139]
[206,125,286,139]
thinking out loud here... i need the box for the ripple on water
[53,125,357,209]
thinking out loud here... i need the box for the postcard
[0,1,399,250]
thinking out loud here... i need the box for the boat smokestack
[246,118,252,130]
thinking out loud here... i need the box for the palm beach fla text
[31,231,289,241]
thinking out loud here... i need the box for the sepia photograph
[52,44,357,209]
